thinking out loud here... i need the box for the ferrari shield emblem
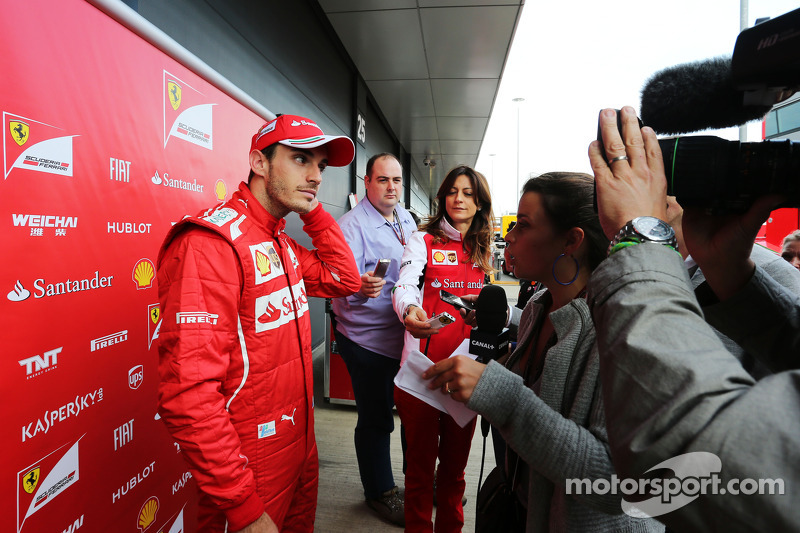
[150,305,160,324]
[168,81,182,110]
[23,467,40,494]
[10,121,29,146]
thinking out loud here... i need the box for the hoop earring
[552,253,579,286]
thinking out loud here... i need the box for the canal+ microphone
[469,285,510,363]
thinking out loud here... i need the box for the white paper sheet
[393,339,478,428]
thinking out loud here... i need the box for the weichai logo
[163,70,214,150]
[4,112,78,180]
[13,213,78,237]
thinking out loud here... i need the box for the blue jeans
[336,332,402,499]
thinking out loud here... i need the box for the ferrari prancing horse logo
[23,467,40,494]
[10,121,29,146]
[167,81,181,111]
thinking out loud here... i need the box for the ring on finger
[608,155,629,164]
[445,383,451,394]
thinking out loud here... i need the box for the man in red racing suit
[157,114,360,533]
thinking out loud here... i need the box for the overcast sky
[476,0,799,215]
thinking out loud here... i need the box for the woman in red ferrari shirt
[392,165,494,532]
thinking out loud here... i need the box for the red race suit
[157,182,360,532]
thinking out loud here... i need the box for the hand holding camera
[589,107,668,239]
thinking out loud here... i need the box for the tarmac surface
[312,279,520,532]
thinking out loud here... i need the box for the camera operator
[664,195,800,379]
[587,106,800,531]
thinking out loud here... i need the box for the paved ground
[312,279,520,532]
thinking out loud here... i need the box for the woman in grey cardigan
[424,173,663,532]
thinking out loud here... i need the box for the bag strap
[476,416,521,496]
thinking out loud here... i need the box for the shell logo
[133,259,156,289]
[138,496,159,532]
[215,179,228,201]
[433,251,445,264]
[255,249,271,276]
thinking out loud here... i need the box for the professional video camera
[640,7,800,213]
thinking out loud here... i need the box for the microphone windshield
[640,57,773,135]
[475,285,507,334]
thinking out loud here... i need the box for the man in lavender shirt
[332,153,417,527]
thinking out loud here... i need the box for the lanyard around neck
[390,209,406,246]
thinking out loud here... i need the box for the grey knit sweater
[467,291,663,532]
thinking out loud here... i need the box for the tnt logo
[129,365,144,390]
[19,347,62,377]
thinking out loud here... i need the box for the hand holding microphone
[423,285,510,401]
[469,285,510,363]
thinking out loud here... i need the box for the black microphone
[640,57,774,135]
[469,285,510,363]
[640,7,800,135]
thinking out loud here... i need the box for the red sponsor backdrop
[2,1,264,531]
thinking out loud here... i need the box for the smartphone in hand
[373,258,391,279]
[425,312,456,330]
[439,290,474,312]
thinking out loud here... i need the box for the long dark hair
[421,165,494,273]
[522,172,606,271]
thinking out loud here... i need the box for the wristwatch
[608,216,678,256]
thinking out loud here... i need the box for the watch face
[632,217,673,240]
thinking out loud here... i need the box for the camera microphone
[469,285,510,363]
[640,57,774,135]
[641,7,800,135]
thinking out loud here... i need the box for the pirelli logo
[90,330,129,352]
[176,312,218,325]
